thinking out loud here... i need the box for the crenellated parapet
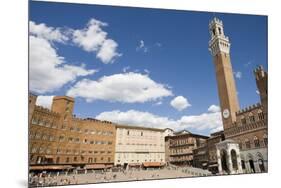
[254,65,267,80]
[236,103,262,116]
[34,105,60,117]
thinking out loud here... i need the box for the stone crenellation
[236,103,262,115]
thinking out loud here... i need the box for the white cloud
[155,42,162,47]
[29,21,68,43]
[179,112,222,132]
[207,104,221,113]
[97,39,121,63]
[36,95,54,109]
[67,72,173,103]
[96,110,178,130]
[256,90,260,95]
[155,101,163,105]
[29,22,97,94]
[122,66,130,73]
[96,109,222,134]
[72,18,121,64]
[170,96,191,111]
[144,69,150,74]
[244,61,252,67]
[136,40,148,53]
[139,40,145,48]
[234,71,242,79]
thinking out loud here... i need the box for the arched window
[258,111,265,120]
[38,118,43,126]
[88,158,92,163]
[56,148,61,154]
[245,139,251,149]
[39,146,44,154]
[31,147,37,154]
[218,27,222,34]
[42,134,48,140]
[31,117,38,124]
[73,157,77,162]
[263,134,268,147]
[254,136,260,148]
[35,132,41,140]
[212,29,216,36]
[249,113,255,123]
[56,157,60,164]
[29,131,35,139]
[241,116,246,125]
[59,135,65,142]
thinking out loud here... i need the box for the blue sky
[29,1,267,135]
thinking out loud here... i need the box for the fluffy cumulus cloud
[72,18,121,64]
[96,106,223,134]
[96,110,179,130]
[207,104,221,113]
[29,21,68,43]
[36,95,54,109]
[170,96,191,111]
[67,72,173,103]
[234,71,242,79]
[179,112,222,132]
[29,21,97,94]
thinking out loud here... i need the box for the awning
[105,164,114,168]
[30,165,73,170]
[85,164,106,169]
[142,162,165,167]
[129,163,141,167]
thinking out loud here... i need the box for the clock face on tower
[223,109,230,119]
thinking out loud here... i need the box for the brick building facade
[165,130,209,166]
[29,95,116,171]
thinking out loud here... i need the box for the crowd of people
[28,165,210,186]
[28,173,78,187]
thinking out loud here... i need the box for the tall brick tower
[51,96,74,129]
[208,18,240,129]
[28,93,37,124]
[254,65,268,114]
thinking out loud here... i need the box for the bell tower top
[208,17,230,56]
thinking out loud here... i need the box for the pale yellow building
[114,125,165,168]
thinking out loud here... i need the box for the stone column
[245,161,250,173]
[236,153,243,173]
[227,149,233,174]
[264,160,268,172]
[254,160,261,173]
[216,148,222,174]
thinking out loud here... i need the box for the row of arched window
[239,111,265,126]
[30,131,114,146]
[31,117,59,128]
[30,145,113,156]
[238,134,267,150]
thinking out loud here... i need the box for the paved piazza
[29,166,211,187]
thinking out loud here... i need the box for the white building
[114,125,165,168]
